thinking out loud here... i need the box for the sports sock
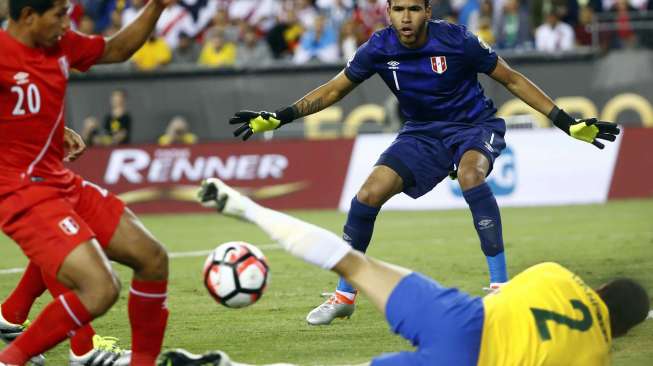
[337,197,380,294]
[0,292,92,365]
[1,262,46,324]
[243,201,351,270]
[129,279,169,366]
[41,272,95,356]
[463,183,508,283]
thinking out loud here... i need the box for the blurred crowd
[1,0,652,71]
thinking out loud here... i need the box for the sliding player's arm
[230,71,359,140]
[490,57,620,149]
[97,0,173,64]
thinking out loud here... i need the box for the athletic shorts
[376,119,506,198]
[0,175,125,278]
[371,273,484,366]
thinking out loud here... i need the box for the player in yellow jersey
[165,178,650,366]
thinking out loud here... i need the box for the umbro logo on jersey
[430,56,447,74]
[59,216,80,236]
[387,60,400,70]
[13,72,29,85]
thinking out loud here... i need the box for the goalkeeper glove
[549,107,620,149]
[229,107,296,141]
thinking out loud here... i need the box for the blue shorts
[371,273,484,366]
[376,119,506,198]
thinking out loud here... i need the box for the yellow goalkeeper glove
[549,107,620,149]
[230,108,296,141]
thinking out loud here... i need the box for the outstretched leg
[199,179,483,366]
[199,178,408,315]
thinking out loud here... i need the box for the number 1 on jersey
[392,71,400,91]
[531,299,593,341]
[11,84,41,116]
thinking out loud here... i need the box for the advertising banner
[69,139,354,213]
[609,128,653,199]
[339,130,622,211]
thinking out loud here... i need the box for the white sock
[243,202,351,270]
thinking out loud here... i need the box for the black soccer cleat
[157,349,228,366]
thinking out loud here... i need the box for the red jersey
[0,29,105,196]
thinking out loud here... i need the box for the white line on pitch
[0,244,282,276]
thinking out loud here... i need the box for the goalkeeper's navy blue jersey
[345,20,499,124]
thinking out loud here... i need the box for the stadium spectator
[530,0,569,31]
[494,0,531,49]
[172,32,202,65]
[293,14,340,64]
[317,0,355,32]
[294,0,319,29]
[81,117,110,147]
[78,15,96,35]
[355,0,389,37]
[611,0,638,48]
[602,0,649,10]
[340,19,364,61]
[236,25,274,67]
[535,9,575,52]
[158,116,198,146]
[458,0,481,33]
[198,27,237,67]
[122,0,146,27]
[103,9,123,37]
[131,33,173,70]
[266,8,303,59]
[102,89,133,145]
[0,0,8,29]
[211,8,240,43]
[477,13,496,45]
[575,5,595,47]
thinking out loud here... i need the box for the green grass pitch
[0,199,651,365]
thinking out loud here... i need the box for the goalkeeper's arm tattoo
[292,98,326,118]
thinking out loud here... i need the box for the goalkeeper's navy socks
[336,197,380,294]
[463,183,508,283]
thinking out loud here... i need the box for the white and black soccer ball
[203,241,269,308]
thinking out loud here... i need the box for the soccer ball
[203,241,269,308]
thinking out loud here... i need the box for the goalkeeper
[158,178,649,366]
[228,4,621,325]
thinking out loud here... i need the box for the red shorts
[0,175,125,278]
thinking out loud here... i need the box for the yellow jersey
[477,262,612,366]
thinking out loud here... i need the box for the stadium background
[1,0,652,364]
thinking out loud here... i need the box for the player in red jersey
[0,0,175,365]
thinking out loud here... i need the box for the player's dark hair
[596,278,649,337]
[387,0,431,7]
[9,0,55,20]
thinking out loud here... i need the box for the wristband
[548,106,575,134]
[274,106,297,125]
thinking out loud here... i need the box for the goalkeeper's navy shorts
[375,119,505,198]
[371,273,484,366]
